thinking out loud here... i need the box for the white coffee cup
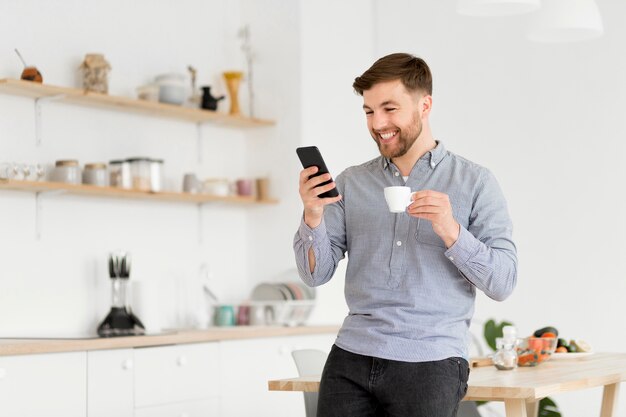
[384,186,415,213]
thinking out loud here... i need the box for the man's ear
[420,95,433,117]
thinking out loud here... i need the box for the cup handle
[406,192,416,209]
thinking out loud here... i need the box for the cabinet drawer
[134,398,218,417]
[88,349,134,417]
[134,343,219,407]
[0,351,87,417]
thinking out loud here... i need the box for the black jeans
[317,345,469,417]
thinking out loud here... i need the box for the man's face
[362,79,426,159]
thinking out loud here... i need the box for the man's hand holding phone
[298,166,342,229]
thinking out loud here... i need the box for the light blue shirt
[294,142,517,362]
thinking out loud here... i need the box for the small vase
[223,71,243,116]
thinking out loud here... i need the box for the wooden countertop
[0,325,339,356]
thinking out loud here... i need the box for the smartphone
[296,146,339,198]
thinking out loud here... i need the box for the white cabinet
[219,334,335,417]
[134,342,219,409]
[0,331,336,417]
[0,351,87,417]
[88,349,134,417]
[134,399,219,417]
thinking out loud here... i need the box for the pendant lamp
[457,0,540,16]
[527,0,604,42]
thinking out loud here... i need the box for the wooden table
[268,352,626,417]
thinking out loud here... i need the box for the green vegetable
[567,342,578,353]
[557,338,568,348]
[533,326,559,338]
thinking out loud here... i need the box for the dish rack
[248,300,316,327]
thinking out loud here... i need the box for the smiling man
[294,53,518,417]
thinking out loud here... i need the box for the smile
[378,130,399,142]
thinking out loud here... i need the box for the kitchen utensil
[98,251,145,337]
[200,86,225,111]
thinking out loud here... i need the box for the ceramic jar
[50,160,81,184]
[82,162,108,186]
[155,73,186,105]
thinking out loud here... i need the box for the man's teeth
[380,131,397,140]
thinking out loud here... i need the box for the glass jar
[109,160,131,189]
[127,158,152,191]
[493,326,518,370]
[82,162,108,186]
[50,160,81,184]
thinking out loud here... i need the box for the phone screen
[296,146,339,198]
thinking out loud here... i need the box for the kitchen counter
[0,325,339,356]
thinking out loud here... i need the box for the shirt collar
[381,140,446,171]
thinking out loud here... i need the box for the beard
[372,111,423,160]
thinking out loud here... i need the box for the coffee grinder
[97,251,145,337]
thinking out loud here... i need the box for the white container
[155,74,186,105]
[109,160,132,189]
[203,178,231,196]
[50,160,81,184]
[127,158,152,191]
[149,159,163,192]
[82,163,108,186]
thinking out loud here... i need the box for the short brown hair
[353,53,432,96]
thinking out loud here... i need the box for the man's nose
[371,112,389,131]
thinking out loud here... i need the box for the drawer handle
[122,359,133,370]
[0,368,6,379]
[177,356,188,366]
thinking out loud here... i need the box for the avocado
[533,326,559,338]
[557,338,569,348]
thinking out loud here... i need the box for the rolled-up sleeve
[445,169,517,301]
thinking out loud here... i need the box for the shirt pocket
[414,204,471,248]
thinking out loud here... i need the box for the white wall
[374,1,626,416]
[0,0,264,335]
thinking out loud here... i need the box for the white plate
[251,283,286,301]
[552,352,594,360]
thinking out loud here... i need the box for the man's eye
[365,111,373,115]
[385,108,397,112]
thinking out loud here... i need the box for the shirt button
[430,161,436,168]
[308,236,313,241]
[448,256,454,261]
[396,241,402,246]
[394,172,399,177]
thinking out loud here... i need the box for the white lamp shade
[527,0,604,42]
[457,0,540,16]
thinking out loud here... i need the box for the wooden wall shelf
[0,78,275,127]
[0,179,278,205]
